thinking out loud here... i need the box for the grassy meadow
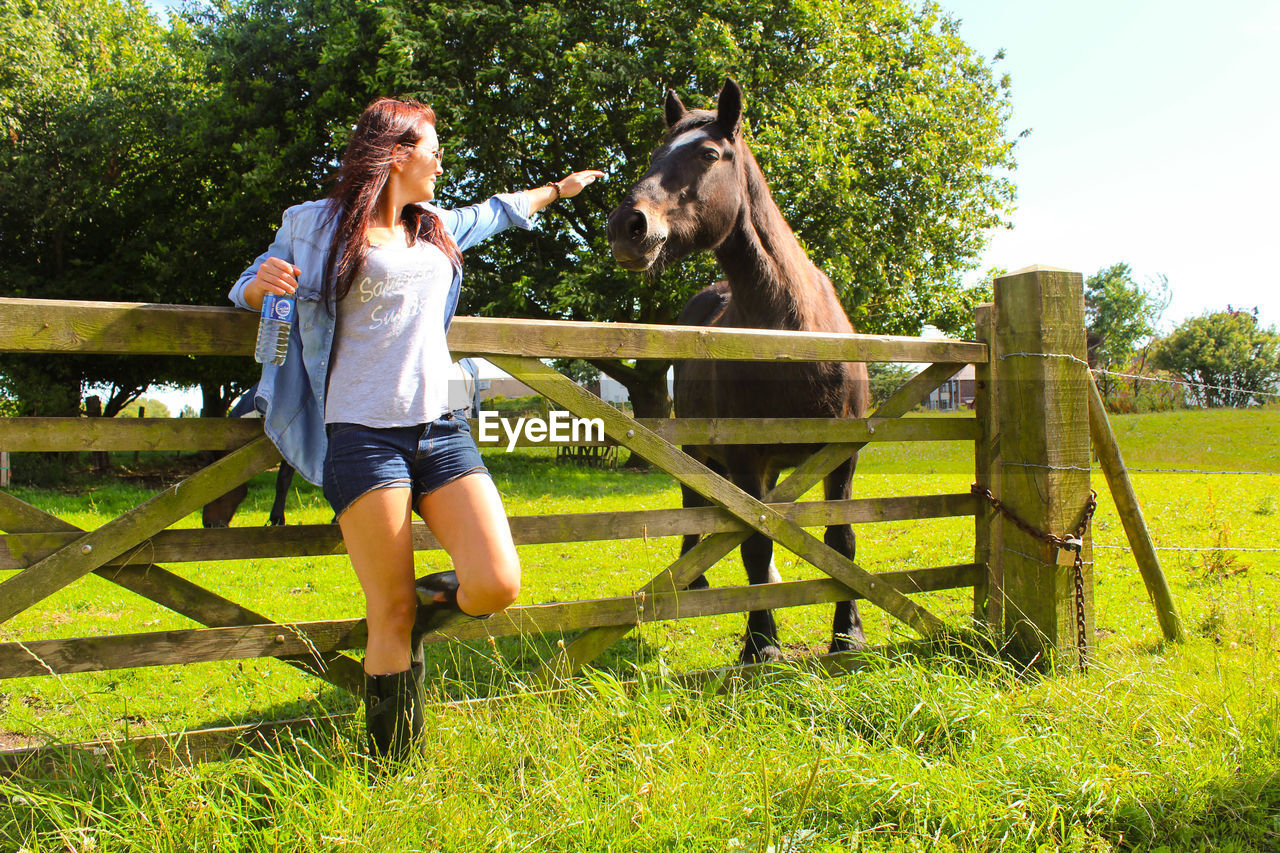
[1,407,1279,850]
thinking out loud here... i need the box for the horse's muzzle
[607,204,667,271]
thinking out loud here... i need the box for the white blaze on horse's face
[663,128,712,153]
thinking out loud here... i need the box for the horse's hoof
[740,645,783,665]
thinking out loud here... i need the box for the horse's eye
[700,149,720,163]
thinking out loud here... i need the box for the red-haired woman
[229,97,603,762]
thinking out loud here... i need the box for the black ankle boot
[414,570,472,634]
[364,664,424,764]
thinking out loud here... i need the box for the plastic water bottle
[254,294,295,366]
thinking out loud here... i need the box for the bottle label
[261,294,296,323]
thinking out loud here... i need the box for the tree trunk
[84,396,112,473]
[200,382,234,419]
[592,359,672,470]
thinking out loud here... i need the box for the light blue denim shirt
[228,193,536,485]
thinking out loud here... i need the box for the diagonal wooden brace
[490,357,959,676]
[0,487,366,694]
[0,437,280,626]
[533,361,966,678]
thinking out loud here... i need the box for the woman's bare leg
[338,485,417,675]
[417,472,520,615]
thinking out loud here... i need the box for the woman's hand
[243,257,302,310]
[528,170,606,213]
[555,170,606,199]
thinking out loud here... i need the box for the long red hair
[323,97,462,307]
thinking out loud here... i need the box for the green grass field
[2,408,1279,850]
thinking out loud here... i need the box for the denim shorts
[322,411,489,520]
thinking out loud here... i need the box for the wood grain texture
[491,354,947,643]
[0,414,977,453]
[1087,376,1184,642]
[0,417,263,452]
[0,493,977,570]
[0,299,987,364]
[993,268,1093,670]
[0,492,365,694]
[972,303,1002,627]
[0,565,981,677]
[542,362,967,678]
[0,437,280,625]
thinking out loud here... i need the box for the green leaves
[0,0,1017,416]
[389,0,1016,339]
[1153,309,1280,408]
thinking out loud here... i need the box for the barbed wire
[1092,367,1280,400]
[996,460,1279,476]
[1113,466,1280,476]
[1094,543,1280,554]
[1001,351,1092,368]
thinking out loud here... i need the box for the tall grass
[3,408,1280,850]
[5,643,1278,851]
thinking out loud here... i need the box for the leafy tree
[554,359,602,386]
[388,0,1016,417]
[1084,263,1169,399]
[1152,309,1280,407]
[176,0,407,413]
[0,0,215,415]
[116,397,172,418]
[4,0,1017,431]
[867,362,916,407]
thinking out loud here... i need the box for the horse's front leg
[740,531,783,663]
[736,461,782,664]
[825,458,866,652]
[268,462,295,526]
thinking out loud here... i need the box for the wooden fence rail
[1,268,1169,766]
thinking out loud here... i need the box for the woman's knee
[366,592,418,635]
[461,557,521,614]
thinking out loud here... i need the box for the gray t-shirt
[324,241,456,427]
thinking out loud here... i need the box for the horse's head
[608,79,747,272]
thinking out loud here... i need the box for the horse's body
[608,79,870,663]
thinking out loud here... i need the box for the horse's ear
[717,78,744,139]
[664,89,688,128]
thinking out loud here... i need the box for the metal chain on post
[971,483,1097,672]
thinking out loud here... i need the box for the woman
[229,97,603,762]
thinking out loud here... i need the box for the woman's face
[399,122,443,202]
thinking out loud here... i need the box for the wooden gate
[0,266,1117,762]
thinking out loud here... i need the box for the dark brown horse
[607,79,871,663]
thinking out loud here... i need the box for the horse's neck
[713,156,826,331]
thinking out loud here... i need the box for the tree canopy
[1,0,1018,419]
[0,0,211,414]
[1152,309,1280,408]
[1084,262,1169,400]
[400,0,1016,327]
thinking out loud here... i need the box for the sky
[144,0,1280,412]
[938,0,1279,330]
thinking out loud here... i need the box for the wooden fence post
[993,266,1094,671]
[972,303,1001,629]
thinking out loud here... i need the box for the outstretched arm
[524,170,606,215]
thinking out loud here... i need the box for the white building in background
[470,359,674,407]
[924,364,977,411]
